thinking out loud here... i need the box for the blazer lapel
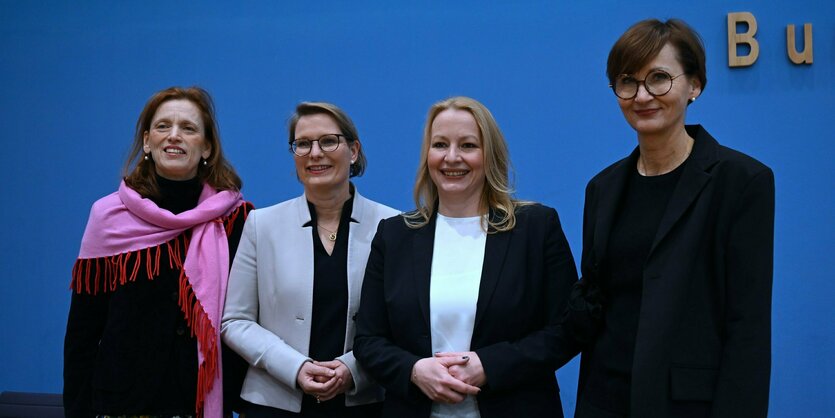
[295,193,313,226]
[592,150,637,267]
[412,213,437,329]
[346,190,368,317]
[473,215,511,331]
[648,125,718,258]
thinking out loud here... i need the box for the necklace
[318,224,338,241]
[638,138,693,176]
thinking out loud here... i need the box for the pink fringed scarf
[71,180,245,418]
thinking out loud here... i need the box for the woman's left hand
[311,359,354,401]
[435,352,486,387]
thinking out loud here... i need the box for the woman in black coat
[572,19,774,418]
[63,86,251,418]
[354,97,579,418]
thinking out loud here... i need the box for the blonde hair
[404,96,526,233]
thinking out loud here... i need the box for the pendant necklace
[318,224,338,242]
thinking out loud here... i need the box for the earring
[144,154,150,161]
[689,97,697,103]
[202,159,208,166]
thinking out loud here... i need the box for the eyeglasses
[610,70,685,100]
[290,134,347,156]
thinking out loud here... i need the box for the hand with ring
[297,361,337,402]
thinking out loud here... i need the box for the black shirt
[305,195,353,362]
[301,195,354,414]
[581,161,685,416]
[152,176,201,416]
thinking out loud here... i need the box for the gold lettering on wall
[727,12,760,67]
[786,23,813,64]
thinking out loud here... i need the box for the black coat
[354,204,579,418]
[578,125,774,418]
[63,198,252,418]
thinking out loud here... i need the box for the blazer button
[171,292,178,302]
[176,327,186,336]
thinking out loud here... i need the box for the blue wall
[1,1,832,416]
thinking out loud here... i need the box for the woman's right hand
[411,357,481,403]
[296,361,338,400]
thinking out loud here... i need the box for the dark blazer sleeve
[712,168,774,418]
[353,218,424,403]
[475,206,579,393]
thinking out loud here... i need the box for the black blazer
[354,204,579,418]
[578,125,774,418]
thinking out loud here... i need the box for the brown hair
[288,102,366,178]
[607,18,707,95]
[404,96,527,233]
[123,86,242,198]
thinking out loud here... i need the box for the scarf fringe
[225,201,251,236]
[178,267,216,418]
[71,243,174,295]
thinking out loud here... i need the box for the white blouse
[429,214,486,418]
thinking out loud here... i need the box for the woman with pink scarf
[63,86,252,418]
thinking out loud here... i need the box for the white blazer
[221,189,398,412]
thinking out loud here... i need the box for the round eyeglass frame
[609,70,686,100]
[289,134,348,157]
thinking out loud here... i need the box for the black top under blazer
[578,125,775,418]
[354,204,579,418]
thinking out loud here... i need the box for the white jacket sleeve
[221,210,310,389]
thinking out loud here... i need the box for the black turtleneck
[153,175,202,214]
[143,175,203,415]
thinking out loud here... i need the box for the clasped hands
[411,351,485,404]
[296,359,354,403]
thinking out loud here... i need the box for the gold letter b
[727,12,760,67]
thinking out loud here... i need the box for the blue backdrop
[1,1,832,416]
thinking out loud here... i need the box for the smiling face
[617,43,701,138]
[427,108,485,215]
[293,113,358,193]
[143,99,211,181]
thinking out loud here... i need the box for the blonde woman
[354,97,579,418]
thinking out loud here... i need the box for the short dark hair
[288,102,366,178]
[124,86,241,198]
[607,18,707,94]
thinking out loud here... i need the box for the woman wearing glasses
[354,97,579,418]
[221,102,398,418]
[571,19,774,417]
